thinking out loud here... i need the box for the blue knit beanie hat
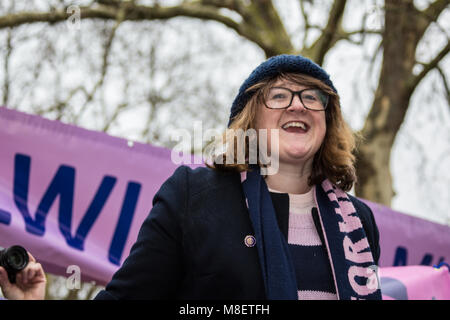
[228,54,337,127]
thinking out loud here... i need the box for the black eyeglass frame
[262,86,330,111]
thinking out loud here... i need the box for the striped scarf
[241,165,382,300]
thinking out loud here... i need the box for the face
[254,79,327,168]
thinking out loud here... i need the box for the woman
[0,54,381,300]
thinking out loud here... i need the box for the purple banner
[0,107,198,285]
[364,200,450,268]
[0,107,449,298]
[380,265,450,300]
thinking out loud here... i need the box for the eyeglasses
[263,87,329,111]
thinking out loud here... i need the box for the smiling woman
[201,56,380,300]
[210,71,357,193]
[0,54,382,300]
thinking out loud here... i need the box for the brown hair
[205,73,358,191]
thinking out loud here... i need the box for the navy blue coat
[94,165,380,300]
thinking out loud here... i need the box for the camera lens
[5,246,29,271]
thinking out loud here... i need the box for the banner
[380,264,450,300]
[0,106,199,284]
[0,107,449,298]
[364,201,450,268]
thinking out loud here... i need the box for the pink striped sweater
[269,187,338,300]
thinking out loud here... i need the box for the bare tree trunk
[355,0,448,205]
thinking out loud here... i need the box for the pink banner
[380,264,450,300]
[363,200,450,268]
[0,106,199,285]
[0,107,449,299]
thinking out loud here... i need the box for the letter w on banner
[0,107,200,285]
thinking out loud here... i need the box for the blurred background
[0,0,448,299]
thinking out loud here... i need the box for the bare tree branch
[1,2,287,56]
[338,0,384,44]
[416,0,450,38]
[2,28,12,106]
[0,2,244,34]
[335,27,382,45]
[409,41,450,94]
[198,0,248,16]
[436,65,450,107]
[299,0,311,50]
[37,86,88,117]
[72,5,126,124]
[1,0,14,107]
[302,0,347,64]
[239,0,294,56]
[102,102,128,132]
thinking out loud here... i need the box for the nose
[287,93,306,112]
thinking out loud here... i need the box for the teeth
[282,121,307,130]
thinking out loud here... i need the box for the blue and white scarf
[241,165,382,300]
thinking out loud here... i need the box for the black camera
[0,245,29,284]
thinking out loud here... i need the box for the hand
[0,252,46,300]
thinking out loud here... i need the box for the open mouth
[281,121,309,134]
